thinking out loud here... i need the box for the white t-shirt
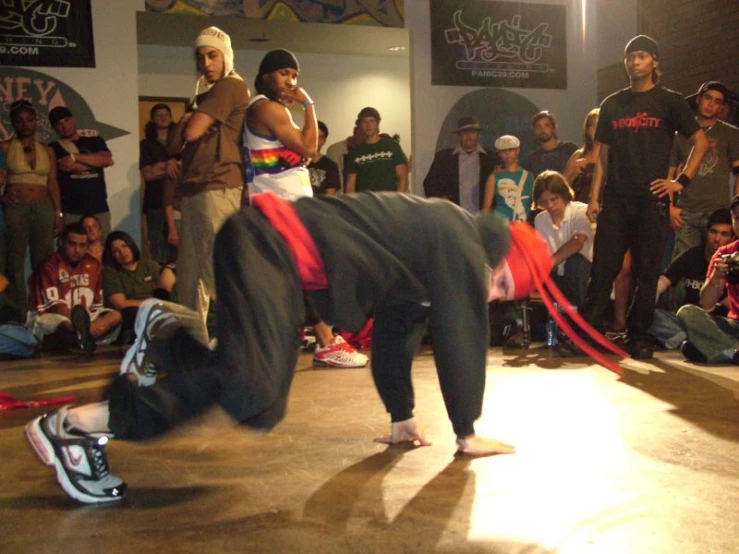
[534,201,594,275]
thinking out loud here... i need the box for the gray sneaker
[120,299,180,386]
[25,406,127,504]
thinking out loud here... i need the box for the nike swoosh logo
[67,448,83,467]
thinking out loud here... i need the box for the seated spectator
[677,195,739,363]
[27,223,121,352]
[533,171,594,308]
[0,270,38,356]
[651,208,733,349]
[306,121,340,195]
[0,100,62,321]
[102,230,176,341]
[563,108,599,203]
[482,135,533,222]
[81,214,104,262]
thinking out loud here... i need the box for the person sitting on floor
[677,195,739,363]
[102,230,176,343]
[28,223,121,352]
[651,208,733,349]
[81,214,104,262]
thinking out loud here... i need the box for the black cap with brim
[49,106,73,124]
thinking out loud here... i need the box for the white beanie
[193,26,236,104]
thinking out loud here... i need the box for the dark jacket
[423,146,499,210]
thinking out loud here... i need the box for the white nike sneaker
[25,405,127,504]
[313,335,368,368]
[120,299,180,386]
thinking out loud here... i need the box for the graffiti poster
[430,0,567,89]
[0,0,96,68]
[144,0,404,27]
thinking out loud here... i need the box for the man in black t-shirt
[48,107,114,239]
[307,121,340,195]
[649,208,733,348]
[581,35,708,359]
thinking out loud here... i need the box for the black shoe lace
[87,438,110,479]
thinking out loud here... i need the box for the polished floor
[1,345,738,553]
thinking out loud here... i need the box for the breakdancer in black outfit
[25,191,619,504]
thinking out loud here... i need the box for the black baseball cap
[49,106,73,124]
[149,103,172,118]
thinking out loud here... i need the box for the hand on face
[279,85,308,106]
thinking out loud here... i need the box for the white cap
[494,135,520,151]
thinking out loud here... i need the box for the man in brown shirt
[167,26,250,331]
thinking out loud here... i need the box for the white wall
[407,0,600,195]
[594,0,638,68]
[138,46,412,157]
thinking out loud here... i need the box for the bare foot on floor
[374,418,432,447]
[456,435,516,457]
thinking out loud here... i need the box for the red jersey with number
[29,252,104,315]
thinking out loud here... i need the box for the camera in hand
[720,252,739,284]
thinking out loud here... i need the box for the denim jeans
[676,304,739,362]
[649,308,685,349]
[672,210,710,261]
[0,323,38,358]
[551,253,591,309]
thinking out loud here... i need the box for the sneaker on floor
[680,340,707,363]
[627,336,654,360]
[71,305,95,353]
[120,299,180,386]
[604,328,628,346]
[25,405,127,504]
[313,335,368,368]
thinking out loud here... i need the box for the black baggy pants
[108,208,305,439]
[581,195,670,337]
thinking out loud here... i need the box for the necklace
[700,121,716,135]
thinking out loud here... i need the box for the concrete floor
[1,345,738,553]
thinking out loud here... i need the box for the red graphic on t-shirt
[612,112,662,132]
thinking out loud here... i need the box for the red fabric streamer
[0,390,77,411]
[512,227,628,376]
